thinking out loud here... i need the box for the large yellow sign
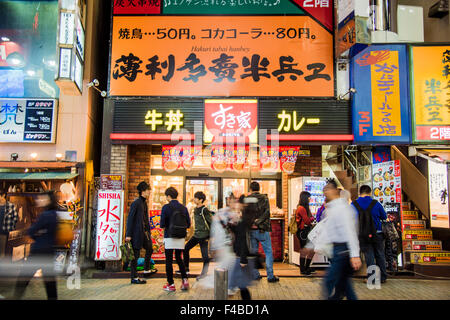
[109,16,334,97]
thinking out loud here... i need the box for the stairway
[401,202,450,278]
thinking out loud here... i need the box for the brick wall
[282,146,322,256]
[126,145,152,211]
[110,145,128,176]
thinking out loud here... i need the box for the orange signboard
[109,16,334,97]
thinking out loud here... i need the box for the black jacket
[248,192,272,232]
[160,200,191,238]
[125,196,149,250]
[28,209,57,255]
[229,220,251,264]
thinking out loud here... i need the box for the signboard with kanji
[109,16,334,97]
[410,45,450,144]
[100,174,124,190]
[351,44,411,144]
[95,191,124,261]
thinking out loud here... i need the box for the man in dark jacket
[125,181,155,284]
[246,182,279,283]
[182,191,212,280]
[352,185,388,284]
[0,188,18,258]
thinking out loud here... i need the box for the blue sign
[350,44,411,144]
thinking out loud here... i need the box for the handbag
[307,217,333,258]
[299,225,312,241]
[120,242,135,263]
[200,207,210,231]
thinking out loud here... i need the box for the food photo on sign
[180,146,202,170]
[372,160,402,207]
[260,146,280,172]
[162,145,182,173]
[211,145,228,173]
[279,146,300,174]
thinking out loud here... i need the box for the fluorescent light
[1,37,10,42]
[30,153,38,159]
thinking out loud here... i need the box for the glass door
[223,179,248,207]
[185,178,220,213]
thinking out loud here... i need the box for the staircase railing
[391,146,430,220]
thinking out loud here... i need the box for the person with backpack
[125,181,156,285]
[182,191,212,280]
[352,185,388,284]
[0,188,18,258]
[295,191,315,275]
[160,187,191,292]
[246,181,279,283]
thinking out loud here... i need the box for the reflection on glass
[223,179,248,206]
[253,180,277,212]
[0,1,59,98]
[149,176,184,211]
[186,179,219,213]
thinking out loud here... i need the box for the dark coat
[248,192,272,232]
[28,209,57,255]
[125,196,149,250]
[160,200,191,238]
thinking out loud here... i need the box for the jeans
[165,249,187,285]
[360,233,388,281]
[184,237,210,275]
[249,230,274,279]
[323,244,357,301]
[130,238,153,279]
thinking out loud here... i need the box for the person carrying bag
[295,191,315,275]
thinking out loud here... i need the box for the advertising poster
[233,145,249,173]
[410,45,450,143]
[162,145,182,173]
[428,160,449,228]
[279,146,300,174]
[351,45,411,144]
[149,210,165,260]
[180,145,201,171]
[100,174,123,190]
[260,146,280,172]
[110,16,334,97]
[95,191,124,261]
[372,160,402,207]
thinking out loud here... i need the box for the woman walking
[295,191,315,275]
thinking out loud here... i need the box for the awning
[0,172,79,180]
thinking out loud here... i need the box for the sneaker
[228,288,238,296]
[307,268,316,274]
[163,283,176,292]
[300,270,311,276]
[143,269,158,278]
[181,278,189,291]
[254,275,262,280]
[196,274,207,281]
[131,278,147,284]
[268,276,280,283]
[175,270,190,275]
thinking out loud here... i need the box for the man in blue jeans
[246,182,279,283]
[352,185,388,283]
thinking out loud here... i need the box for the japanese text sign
[428,160,449,229]
[279,146,300,174]
[204,99,258,144]
[0,99,57,143]
[109,16,334,97]
[100,175,124,190]
[351,45,411,144]
[113,0,161,14]
[372,160,402,207]
[162,145,182,173]
[95,191,124,261]
[410,45,450,143]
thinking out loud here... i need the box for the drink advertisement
[149,210,165,260]
[372,160,402,207]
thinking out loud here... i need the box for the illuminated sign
[428,160,449,229]
[277,110,320,132]
[144,109,184,131]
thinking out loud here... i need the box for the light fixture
[6,52,25,68]
[26,69,36,77]
[24,168,29,173]
[56,153,63,161]
[1,36,10,42]
[30,153,38,160]
[155,175,162,181]
[10,153,18,161]
[87,78,107,97]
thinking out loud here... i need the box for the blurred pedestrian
[247,181,279,283]
[182,191,212,280]
[295,191,315,275]
[125,181,155,285]
[228,195,255,300]
[352,185,388,283]
[160,187,190,292]
[0,188,18,258]
[14,191,58,300]
[340,189,352,204]
[322,179,361,300]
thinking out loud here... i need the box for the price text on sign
[110,16,334,97]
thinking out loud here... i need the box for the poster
[211,145,229,173]
[410,45,450,143]
[162,145,182,173]
[233,146,249,173]
[95,191,124,261]
[260,146,280,172]
[351,45,411,144]
[149,210,165,260]
[372,160,401,207]
[180,145,201,170]
[110,16,334,97]
[279,146,300,174]
[428,160,449,228]
[100,174,123,190]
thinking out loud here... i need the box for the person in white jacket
[322,179,362,300]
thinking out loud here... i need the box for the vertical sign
[351,44,411,144]
[410,45,450,143]
[372,160,402,207]
[100,175,123,190]
[95,191,124,261]
[428,161,449,228]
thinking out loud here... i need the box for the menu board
[372,160,402,207]
[149,210,165,260]
[0,99,57,143]
[100,175,123,190]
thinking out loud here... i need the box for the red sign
[416,126,450,141]
[100,174,123,190]
[113,0,161,15]
[149,210,165,259]
[292,0,333,31]
[162,145,182,173]
[180,145,201,170]
[260,146,280,172]
[211,145,229,173]
[279,146,300,174]
[204,99,258,144]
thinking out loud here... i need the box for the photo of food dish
[383,171,391,181]
[262,161,277,171]
[374,188,382,197]
[373,173,382,182]
[282,162,295,173]
[384,186,392,196]
[233,162,245,172]
[213,162,227,172]
[164,160,178,173]
[182,158,193,170]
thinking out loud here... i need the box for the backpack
[245,194,266,226]
[168,205,188,238]
[289,215,298,234]
[352,200,378,244]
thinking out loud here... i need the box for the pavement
[0,268,449,300]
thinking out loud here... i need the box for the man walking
[125,181,155,284]
[352,185,388,284]
[322,179,362,300]
[247,181,279,283]
[182,191,212,280]
[0,188,18,258]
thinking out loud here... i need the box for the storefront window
[0,1,59,98]
[254,180,278,212]
[149,175,184,211]
[223,178,248,202]
[186,179,219,212]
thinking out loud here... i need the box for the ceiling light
[1,37,10,42]
[26,70,36,77]
[56,153,63,160]
[30,153,38,159]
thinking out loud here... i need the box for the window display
[253,180,277,212]
[186,179,219,212]
[149,175,184,211]
[223,178,248,205]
